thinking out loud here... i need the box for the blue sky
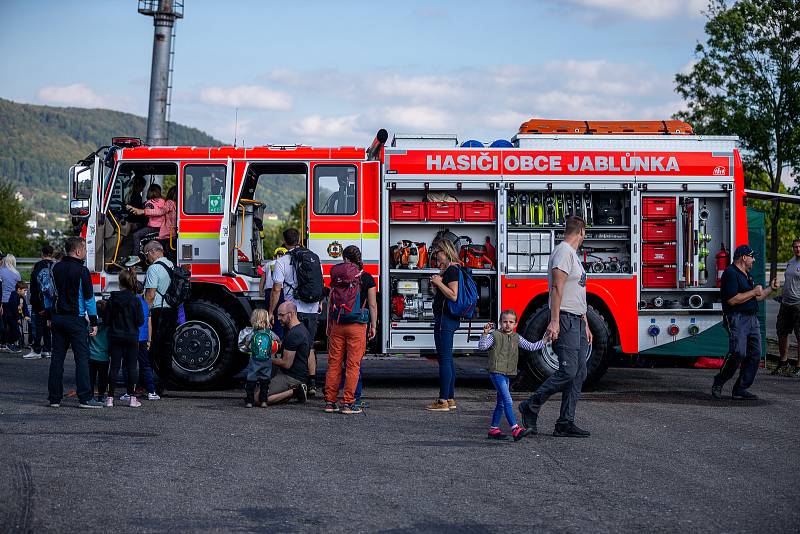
[0,0,709,145]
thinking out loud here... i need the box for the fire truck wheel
[169,299,241,388]
[518,305,611,389]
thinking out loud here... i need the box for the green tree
[263,199,306,256]
[674,0,800,279]
[0,178,39,256]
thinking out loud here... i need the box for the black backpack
[287,247,324,303]
[154,261,192,307]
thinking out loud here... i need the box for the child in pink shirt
[141,186,176,241]
[128,184,164,256]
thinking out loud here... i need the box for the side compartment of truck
[382,182,500,353]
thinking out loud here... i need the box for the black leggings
[89,360,110,398]
[108,338,138,396]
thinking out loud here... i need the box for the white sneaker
[147,392,161,401]
[41,351,51,358]
[23,351,41,360]
[120,393,131,401]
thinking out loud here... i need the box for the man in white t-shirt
[143,240,175,396]
[519,215,592,438]
[269,228,322,396]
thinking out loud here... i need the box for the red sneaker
[512,425,532,441]
[487,428,511,441]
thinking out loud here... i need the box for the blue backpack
[37,261,58,309]
[447,266,478,319]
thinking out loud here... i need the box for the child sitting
[242,309,279,408]
[129,183,165,258]
[88,299,110,401]
[478,309,548,441]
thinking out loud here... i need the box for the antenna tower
[138,0,184,146]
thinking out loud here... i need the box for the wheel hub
[173,320,220,373]
[541,338,594,370]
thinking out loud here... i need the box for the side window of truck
[313,165,357,215]
[184,164,227,214]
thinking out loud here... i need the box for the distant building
[26,220,37,228]
[264,213,279,221]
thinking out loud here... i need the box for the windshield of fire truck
[240,162,307,217]
[314,165,356,215]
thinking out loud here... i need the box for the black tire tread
[168,299,243,389]
[517,305,612,390]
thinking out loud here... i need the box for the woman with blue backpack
[427,239,464,412]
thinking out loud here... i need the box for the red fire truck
[67,119,747,388]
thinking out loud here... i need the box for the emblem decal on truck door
[327,241,343,258]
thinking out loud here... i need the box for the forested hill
[0,98,303,221]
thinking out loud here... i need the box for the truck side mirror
[70,199,90,217]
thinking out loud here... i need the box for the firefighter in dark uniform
[712,245,777,400]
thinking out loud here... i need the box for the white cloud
[482,110,532,130]
[383,106,454,131]
[545,60,660,96]
[37,83,108,107]
[564,0,705,20]
[291,114,362,140]
[175,59,684,146]
[375,74,464,103]
[199,85,292,111]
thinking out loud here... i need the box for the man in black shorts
[265,301,309,404]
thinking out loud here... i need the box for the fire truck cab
[69,136,381,387]
[68,120,746,388]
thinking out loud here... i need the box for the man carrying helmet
[712,244,777,400]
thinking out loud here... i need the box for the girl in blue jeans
[478,310,547,441]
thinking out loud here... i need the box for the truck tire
[518,305,612,389]
[169,299,245,388]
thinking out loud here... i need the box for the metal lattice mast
[138,0,184,146]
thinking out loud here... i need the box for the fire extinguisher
[715,244,730,287]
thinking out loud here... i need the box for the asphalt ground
[2,352,800,534]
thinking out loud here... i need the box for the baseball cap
[733,244,755,259]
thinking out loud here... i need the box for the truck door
[68,154,103,272]
[215,158,235,274]
[307,162,363,267]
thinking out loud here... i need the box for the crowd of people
[1,223,798,440]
